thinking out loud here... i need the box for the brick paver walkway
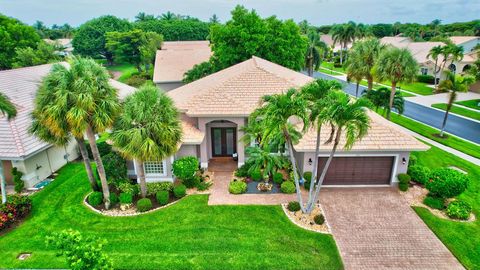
[321,188,464,270]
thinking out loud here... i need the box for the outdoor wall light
[402,157,406,165]
[36,164,42,170]
[308,158,313,165]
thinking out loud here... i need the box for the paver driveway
[320,188,464,270]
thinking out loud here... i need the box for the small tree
[245,146,286,181]
[11,167,24,193]
[363,87,404,116]
[305,29,327,76]
[46,230,113,270]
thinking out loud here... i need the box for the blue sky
[1,0,479,26]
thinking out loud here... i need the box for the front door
[211,127,236,157]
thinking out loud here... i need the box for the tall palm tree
[305,30,327,76]
[375,47,418,120]
[111,85,182,198]
[331,23,355,65]
[348,38,384,91]
[38,58,120,208]
[427,45,444,89]
[437,72,475,137]
[448,45,464,75]
[363,87,404,116]
[0,92,16,204]
[252,89,309,212]
[307,91,370,211]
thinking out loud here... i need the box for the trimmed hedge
[147,182,173,196]
[172,156,199,182]
[423,196,445,210]
[251,169,262,182]
[229,180,247,194]
[287,201,301,212]
[408,165,431,185]
[446,200,472,220]
[281,181,296,194]
[398,173,411,184]
[119,192,133,204]
[156,191,169,205]
[109,193,119,205]
[314,214,325,225]
[173,184,187,198]
[273,172,284,185]
[416,74,435,84]
[137,198,153,212]
[426,168,469,198]
[88,192,103,207]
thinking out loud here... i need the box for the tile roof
[152,41,212,84]
[449,36,480,45]
[0,63,135,159]
[167,56,314,117]
[381,37,445,64]
[294,111,429,152]
[181,121,204,145]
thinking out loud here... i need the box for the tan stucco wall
[176,145,198,158]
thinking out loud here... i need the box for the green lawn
[320,62,346,73]
[390,113,480,159]
[106,63,138,83]
[455,99,480,110]
[0,163,342,270]
[432,103,480,121]
[411,144,480,269]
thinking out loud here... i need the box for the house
[43,38,74,56]
[132,56,428,186]
[320,34,352,52]
[152,41,212,91]
[0,63,136,188]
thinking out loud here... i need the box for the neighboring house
[320,34,352,52]
[43,38,74,56]
[152,41,212,91]
[0,63,136,188]
[132,56,428,186]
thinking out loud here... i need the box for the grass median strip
[432,103,480,121]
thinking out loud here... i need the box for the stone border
[281,203,332,234]
[83,192,186,217]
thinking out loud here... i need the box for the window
[420,67,428,75]
[143,161,165,175]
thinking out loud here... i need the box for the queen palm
[111,85,182,198]
[437,72,475,137]
[252,89,309,212]
[375,47,418,120]
[363,87,404,116]
[348,38,384,91]
[245,146,285,181]
[331,23,356,65]
[307,91,370,212]
[427,45,444,89]
[0,92,16,204]
[305,30,327,76]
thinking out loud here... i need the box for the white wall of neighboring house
[459,38,480,53]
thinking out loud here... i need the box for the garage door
[317,156,394,185]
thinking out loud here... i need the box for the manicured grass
[411,144,480,269]
[455,99,480,110]
[395,81,433,95]
[106,63,138,83]
[390,113,480,159]
[0,163,342,270]
[318,67,344,76]
[320,62,346,73]
[432,103,480,121]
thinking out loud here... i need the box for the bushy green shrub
[408,165,430,184]
[416,74,435,84]
[426,168,469,198]
[88,192,103,207]
[314,214,325,225]
[287,201,300,212]
[408,155,417,167]
[1,195,32,231]
[196,181,212,191]
[303,171,312,182]
[273,172,284,185]
[446,200,472,220]
[172,156,199,180]
[250,169,262,181]
[423,196,445,210]
[146,182,173,196]
[156,191,169,205]
[118,182,139,196]
[182,175,201,189]
[173,184,187,198]
[281,181,296,194]
[137,198,153,212]
[109,193,119,205]
[11,167,24,193]
[235,163,251,177]
[119,192,133,204]
[86,141,112,159]
[228,180,247,194]
[398,182,409,192]
[125,74,148,87]
[398,173,411,184]
[103,152,127,185]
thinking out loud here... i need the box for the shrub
[281,181,296,194]
[446,200,472,220]
[109,193,119,205]
[0,195,32,231]
[172,156,199,180]
[147,182,173,196]
[228,180,247,194]
[196,181,212,191]
[303,171,312,182]
[314,214,325,225]
[250,169,262,182]
[398,182,409,192]
[182,175,201,189]
[273,172,284,185]
[102,152,127,185]
[408,165,430,185]
[118,182,140,196]
[173,184,187,198]
[426,168,469,198]
[86,141,112,159]
[397,173,411,184]
[137,198,153,212]
[11,167,25,193]
[156,191,170,205]
[125,74,148,87]
[88,192,103,207]
[119,192,133,204]
[235,163,251,177]
[287,201,301,212]
[416,74,435,84]
[408,155,417,167]
[423,196,445,210]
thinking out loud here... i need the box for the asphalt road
[312,71,480,144]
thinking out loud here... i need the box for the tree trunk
[367,75,373,91]
[387,81,397,120]
[440,91,455,137]
[339,47,343,65]
[355,81,360,98]
[284,128,306,213]
[135,160,147,198]
[433,59,439,90]
[0,160,6,204]
[85,125,110,209]
[75,137,98,191]
[305,125,322,213]
[310,128,342,208]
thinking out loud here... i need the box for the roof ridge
[8,118,25,156]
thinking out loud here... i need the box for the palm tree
[0,92,16,204]
[37,58,120,208]
[245,146,286,181]
[160,11,177,21]
[305,30,327,76]
[111,85,182,198]
[437,72,475,137]
[427,45,444,89]
[252,89,309,212]
[363,87,404,116]
[375,47,418,120]
[348,38,384,91]
[447,45,464,75]
[308,91,370,211]
[209,14,220,24]
[330,23,356,65]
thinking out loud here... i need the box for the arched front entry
[448,63,457,73]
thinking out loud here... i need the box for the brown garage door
[317,156,394,185]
